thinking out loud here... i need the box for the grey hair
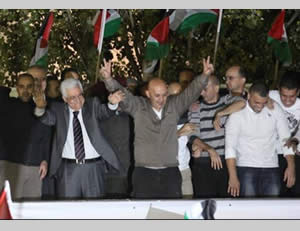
[60,78,83,98]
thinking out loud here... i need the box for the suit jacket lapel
[64,103,70,132]
[82,102,94,143]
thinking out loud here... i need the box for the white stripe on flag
[106,9,120,23]
[97,9,107,54]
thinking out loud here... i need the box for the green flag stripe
[268,37,292,64]
[145,42,169,60]
[104,18,121,38]
[35,54,48,68]
[176,13,217,34]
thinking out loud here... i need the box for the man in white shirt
[225,82,295,197]
[269,71,300,197]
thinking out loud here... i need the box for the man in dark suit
[34,78,124,200]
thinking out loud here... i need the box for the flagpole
[271,60,280,90]
[95,9,107,83]
[213,9,223,67]
[158,59,164,78]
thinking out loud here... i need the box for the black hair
[17,73,34,85]
[279,71,300,90]
[249,81,269,97]
[61,68,79,81]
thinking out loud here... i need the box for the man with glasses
[223,66,247,99]
[34,78,125,199]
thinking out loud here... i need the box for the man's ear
[215,84,220,93]
[145,90,150,98]
[63,97,68,103]
[297,89,300,97]
[241,77,246,85]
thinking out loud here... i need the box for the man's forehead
[18,78,33,85]
[66,87,82,95]
[280,87,298,94]
[28,69,46,77]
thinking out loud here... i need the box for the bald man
[101,57,214,199]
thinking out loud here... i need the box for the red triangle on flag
[268,10,285,40]
[93,10,111,47]
[150,16,170,45]
[40,12,54,48]
[0,188,12,219]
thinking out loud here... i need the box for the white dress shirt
[35,102,118,160]
[62,103,118,160]
[62,108,101,159]
[225,101,293,168]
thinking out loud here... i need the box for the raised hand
[99,59,112,80]
[202,56,214,76]
[33,83,47,108]
[108,90,125,105]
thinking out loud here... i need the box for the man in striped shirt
[188,75,246,198]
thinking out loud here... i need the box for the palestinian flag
[169,9,219,34]
[145,9,219,60]
[93,9,121,49]
[267,10,292,66]
[145,11,172,60]
[0,181,12,219]
[30,12,54,68]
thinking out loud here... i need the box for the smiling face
[279,87,299,108]
[146,78,168,111]
[248,92,268,113]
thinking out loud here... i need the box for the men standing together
[225,82,295,197]
[0,60,298,201]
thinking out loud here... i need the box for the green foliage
[0,9,300,89]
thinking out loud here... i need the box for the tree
[0,9,299,88]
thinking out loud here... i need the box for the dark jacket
[0,86,51,165]
[37,97,121,177]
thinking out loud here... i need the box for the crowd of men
[0,56,299,201]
